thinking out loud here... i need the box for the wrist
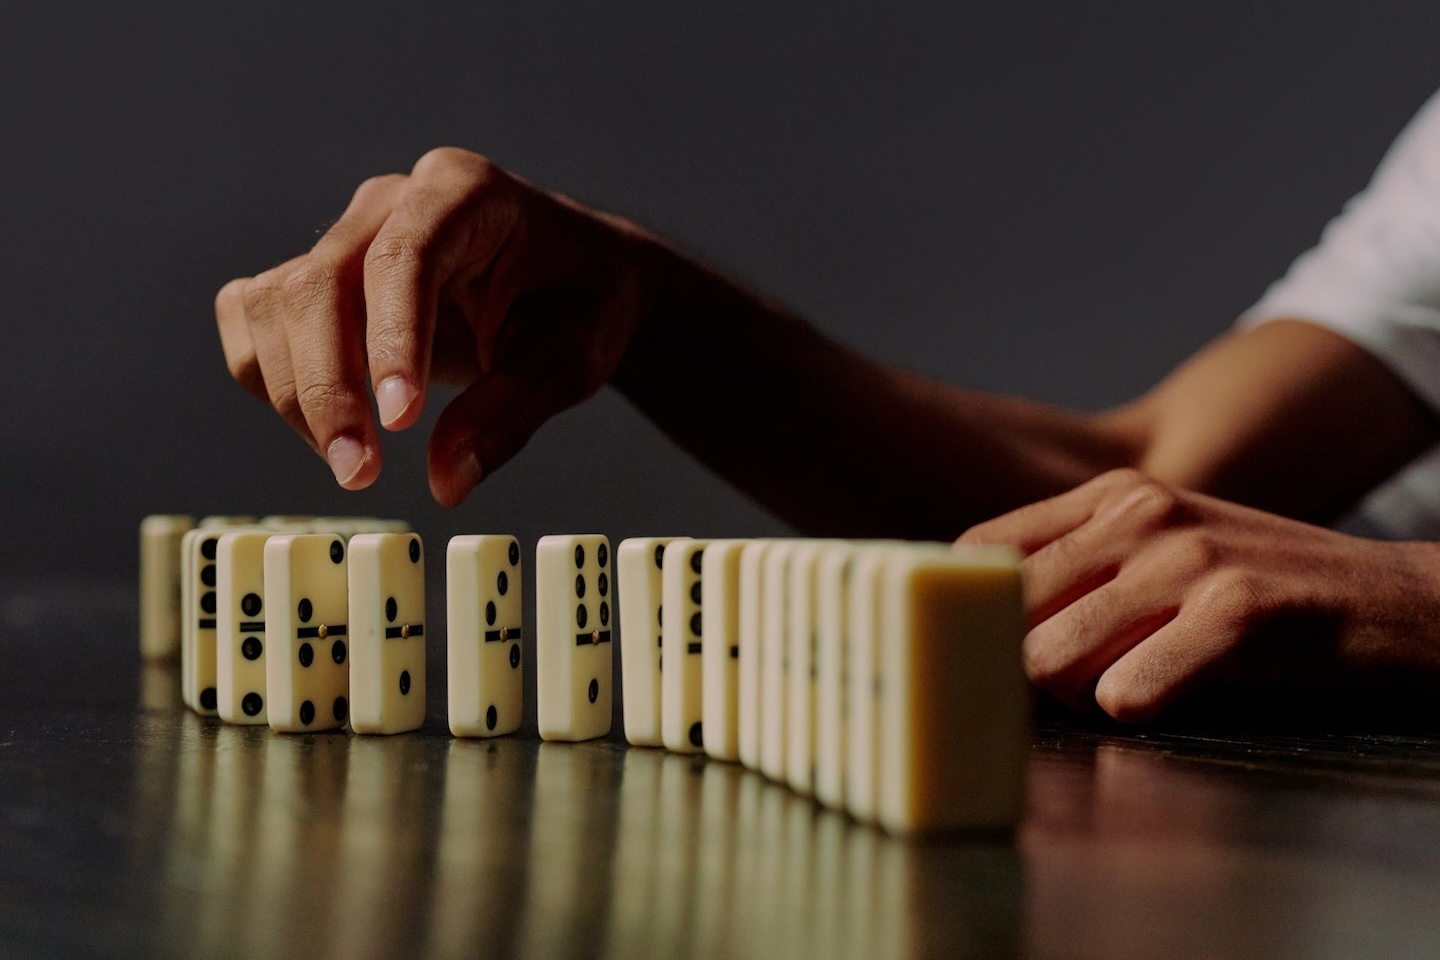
[610,233,749,393]
[1345,538,1440,679]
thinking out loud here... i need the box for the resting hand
[959,468,1440,721]
[216,147,661,504]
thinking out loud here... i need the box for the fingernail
[327,435,367,487]
[375,376,418,428]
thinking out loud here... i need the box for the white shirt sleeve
[1241,89,1440,415]
[1240,90,1440,539]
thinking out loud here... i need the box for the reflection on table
[127,675,1023,960]
[12,600,1440,960]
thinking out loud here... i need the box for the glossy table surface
[4,580,1440,959]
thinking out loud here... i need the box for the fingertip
[375,375,423,430]
[1094,671,1159,724]
[326,434,381,490]
[428,443,484,507]
[1092,672,1120,717]
[957,520,1006,547]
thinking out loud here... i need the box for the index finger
[958,468,1143,554]
[362,148,521,432]
[281,174,408,488]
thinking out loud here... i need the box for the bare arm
[215,147,1439,538]
[616,252,1439,535]
[613,257,1136,538]
[1118,318,1440,522]
[215,147,1440,722]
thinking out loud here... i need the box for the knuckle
[1194,569,1270,626]
[1045,531,1084,567]
[366,323,416,371]
[364,232,430,275]
[268,379,300,420]
[412,146,492,181]
[1094,467,1147,491]
[1168,531,1221,574]
[278,261,340,309]
[241,270,284,315]
[352,173,406,204]
[1116,479,1184,526]
[294,377,354,420]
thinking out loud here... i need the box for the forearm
[1117,319,1440,524]
[613,250,1138,538]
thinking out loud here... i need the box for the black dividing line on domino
[296,624,347,638]
[574,630,613,646]
[384,625,424,639]
[484,627,522,643]
[239,621,265,632]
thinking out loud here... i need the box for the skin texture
[216,151,651,505]
[960,469,1440,721]
[217,147,1440,721]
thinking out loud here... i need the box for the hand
[216,147,662,504]
[958,469,1440,721]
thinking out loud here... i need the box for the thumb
[427,366,568,506]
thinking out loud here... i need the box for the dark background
[4,2,1440,581]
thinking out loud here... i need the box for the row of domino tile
[614,537,1029,836]
[141,516,532,738]
[139,518,1029,834]
[147,515,430,734]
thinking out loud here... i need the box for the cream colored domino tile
[661,539,712,752]
[197,515,258,528]
[264,533,352,732]
[308,517,412,539]
[180,528,197,709]
[139,514,193,661]
[216,531,277,724]
[181,528,228,715]
[617,536,689,747]
[813,542,860,810]
[736,541,774,770]
[348,532,426,735]
[446,535,524,737]
[784,540,843,795]
[842,541,951,821]
[843,544,896,823]
[185,516,261,711]
[759,540,801,782]
[877,545,1027,835]
[536,535,614,741]
[700,539,750,762]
